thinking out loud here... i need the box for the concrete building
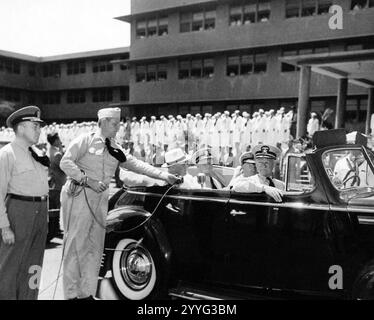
[0,47,130,124]
[117,0,374,133]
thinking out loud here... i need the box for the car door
[219,192,273,290]
[158,188,231,286]
[266,154,338,298]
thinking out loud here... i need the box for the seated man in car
[231,144,285,202]
[193,149,225,189]
[163,148,200,189]
[227,152,257,188]
[333,150,364,188]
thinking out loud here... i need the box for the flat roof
[0,49,41,62]
[0,47,130,63]
[115,0,218,23]
[280,49,374,88]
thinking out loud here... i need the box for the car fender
[106,205,172,266]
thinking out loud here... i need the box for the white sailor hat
[98,107,121,120]
[253,144,281,160]
[6,106,45,129]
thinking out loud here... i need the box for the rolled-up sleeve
[120,155,167,181]
[60,135,89,181]
[0,149,14,229]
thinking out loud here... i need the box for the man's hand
[1,227,15,245]
[162,173,181,185]
[264,186,284,203]
[86,177,109,193]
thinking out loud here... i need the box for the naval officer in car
[231,144,285,202]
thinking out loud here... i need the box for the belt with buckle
[8,194,48,202]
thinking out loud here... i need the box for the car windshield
[322,148,374,191]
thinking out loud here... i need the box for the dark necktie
[29,147,50,167]
[105,138,127,163]
[266,177,275,188]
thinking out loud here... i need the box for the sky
[0,0,131,57]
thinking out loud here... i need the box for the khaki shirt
[0,138,49,229]
[60,132,167,187]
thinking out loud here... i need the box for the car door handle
[230,210,247,217]
[166,203,180,213]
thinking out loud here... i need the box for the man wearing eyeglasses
[231,144,285,202]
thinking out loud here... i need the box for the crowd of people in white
[0,106,332,168]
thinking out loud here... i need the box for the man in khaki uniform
[0,106,49,300]
[60,107,179,300]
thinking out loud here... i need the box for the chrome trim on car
[126,190,332,211]
[357,216,374,225]
[127,190,229,204]
[348,207,374,214]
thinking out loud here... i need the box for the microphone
[197,173,206,188]
[174,176,184,185]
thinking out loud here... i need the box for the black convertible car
[97,130,374,300]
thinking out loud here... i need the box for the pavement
[38,238,64,300]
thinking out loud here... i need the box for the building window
[136,63,168,82]
[227,56,240,76]
[178,58,215,79]
[302,0,316,17]
[120,86,129,101]
[93,59,113,73]
[351,0,374,10]
[147,64,157,81]
[42,91,60,105]
[26,91,36,105]
[136,20,147,39]
[42,63,61,78]
[67,90,86,104]
[0,58,21,74]
[119,55,129,71]
[28,63,36,77]
[136,15,168,39]
[0,87,21,102]
[286,0,300,18]
[158,15,168,36]
[67,61,86,75]
[202,59,214,78]
[178,60,190,79]
[286,0,333,18]
[318,0,333,14]
[136,65,146,82]
[226,52,267,76]
[180,8,216,33]
[92,88,113,102]
[229,0,270,26]
[157,63,168,81]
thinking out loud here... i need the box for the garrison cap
[6,106,45,129]
[97,107,121,120]
[253,144,281,160]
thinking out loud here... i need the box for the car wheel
[352,262,374,300]
[111,237,166,300]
